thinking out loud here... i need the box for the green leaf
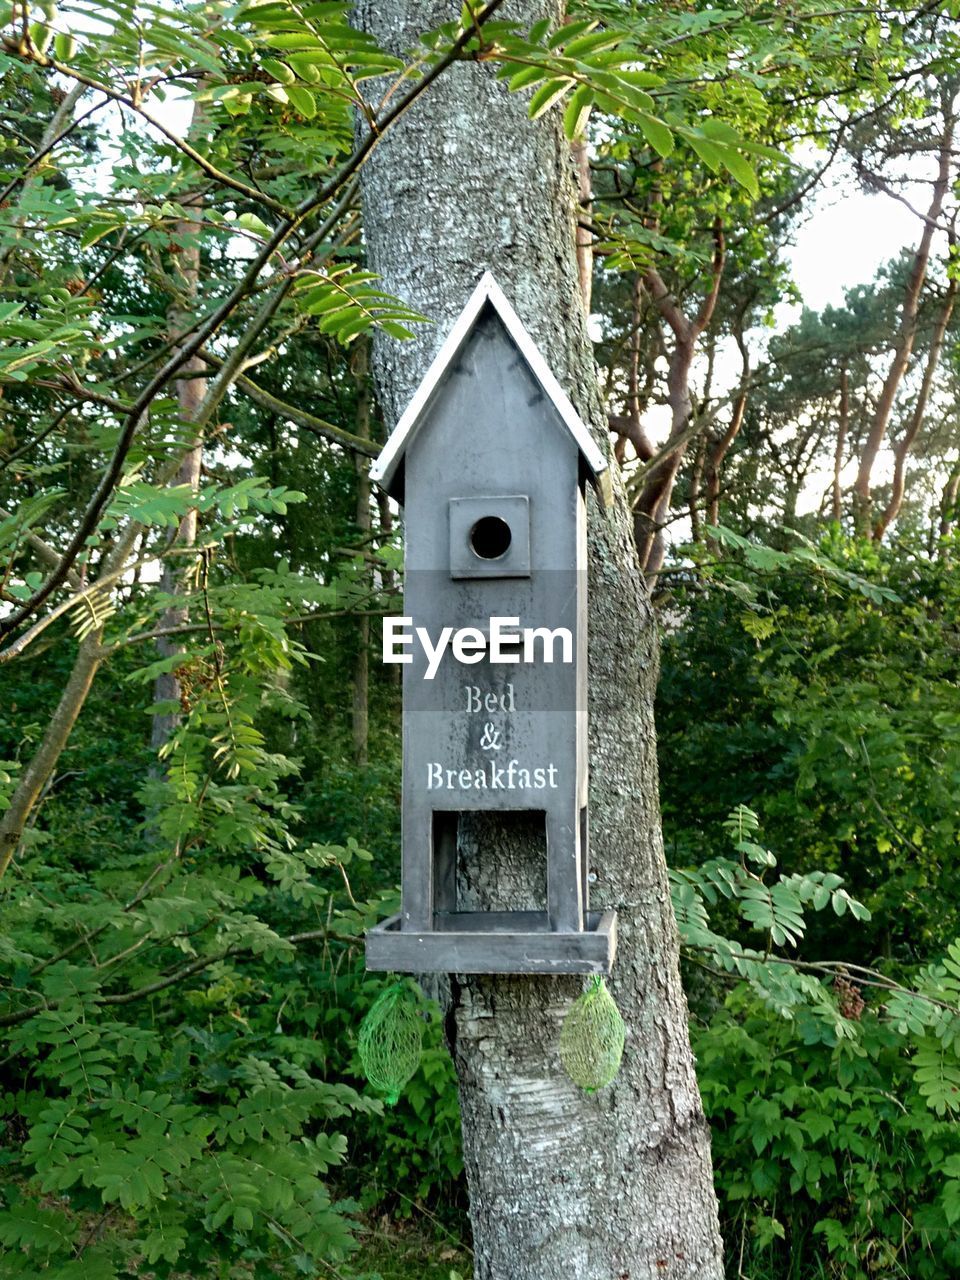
[507,64,546,92]
[563,84,593,140]
[636,113,674,158]
[548,18,595,49]
[286,85,317,118]
[686,132,724,173]
[261,57,296,85]
[236,212,273,239]
[719,146,759,198]
[563,30,622,58]
[54,31,77,59]
[528,77,573,120]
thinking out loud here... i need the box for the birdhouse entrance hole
[469,515,512,560]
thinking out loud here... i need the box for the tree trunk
[705,338,750,542]
[831,365,849,523]
[851,92,956,529]
[873,273,958,540]
[635,222,724,580]
[609,275,657,466]
[352,340,373,767]
[0,511,143,888]
[150,189,207,754]
[355,4,724,1277]
[0,630,103,881]
[939,462,960,542]
[633,324,695,576]
[688,433,706,543]
[572,135,593,315]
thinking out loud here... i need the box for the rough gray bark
[355,4,723,1277]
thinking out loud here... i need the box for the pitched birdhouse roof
[370,271,609,501]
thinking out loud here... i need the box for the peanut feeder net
[559,976,626,1093]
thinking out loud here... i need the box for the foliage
[1,0,960,1275]
[660,535,960,1277]
[351,1221,472,1280]
[673,798,960,1116]
[0,626,387,1276]
[698,989,960,1279]
[659,531,960,957]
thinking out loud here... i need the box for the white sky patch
[787,150,944,312]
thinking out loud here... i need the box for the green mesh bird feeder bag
[559,976,626,1093]
[358,982,423,1104]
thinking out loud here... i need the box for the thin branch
[0,3,506,640]
[0,503,82,592]
[0,49,292,216]
[0,225,294,639]
[0,917,360,1027]
[289,0,508,225]
[0,85,96,208]
[226,368,379,457]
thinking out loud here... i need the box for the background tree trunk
[831,365,849,523]
[851,91,955,528]
[572,135,594,314]
[873,272,958,540]
[705,332,750,542]
[355,3,724,1277]
[150,175,207,754]
[0,630,103,880]
[940,462,960,542]
[635,222,724,580]
[352,340,372,766]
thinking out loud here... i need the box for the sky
[788,171,930,312]
[134,81,929,317]
[626,162,934,514]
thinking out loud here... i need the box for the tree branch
[227,367,379,457]
[0,44,293,216]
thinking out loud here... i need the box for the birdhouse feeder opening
[433,809,549,921]
[469,515,512,560]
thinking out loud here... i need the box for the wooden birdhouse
[365,272,617,974]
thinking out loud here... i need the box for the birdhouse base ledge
[365,909,617,975]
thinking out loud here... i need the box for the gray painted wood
[374,296,604,968]
[433,812,458,914]
[366,910,617,975]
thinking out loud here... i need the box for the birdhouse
[365,273,617,975]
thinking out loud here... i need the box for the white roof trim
[370,271,608,493]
